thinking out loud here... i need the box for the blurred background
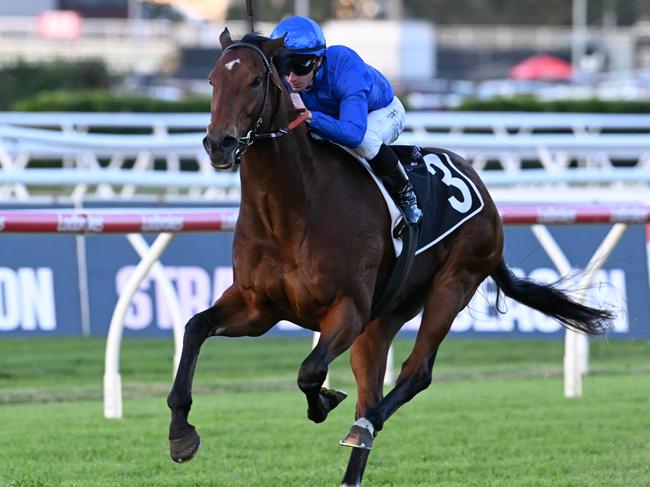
[1,0,650,109]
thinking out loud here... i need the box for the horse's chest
[236,250,334,319]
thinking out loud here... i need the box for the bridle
[219,42,309,162]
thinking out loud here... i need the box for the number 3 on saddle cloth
[393,145,485,256]
[371,145,485,318]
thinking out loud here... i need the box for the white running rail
[1,112,650,187]
[2,111,650,134]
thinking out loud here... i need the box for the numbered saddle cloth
[325,137,484,257]
[391,145,485,255]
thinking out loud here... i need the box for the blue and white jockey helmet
[270,16,327,57]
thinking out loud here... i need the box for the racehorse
[166,30,613,486]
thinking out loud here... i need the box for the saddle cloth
[392,145,485,255]
[338,143,485,257]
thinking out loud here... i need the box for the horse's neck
[238,128,317,232]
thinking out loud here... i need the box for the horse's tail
[490,258,613,335]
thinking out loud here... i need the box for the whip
[245,0,255,32]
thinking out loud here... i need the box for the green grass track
[0,337,648,486]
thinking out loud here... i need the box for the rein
[222,42,308,161]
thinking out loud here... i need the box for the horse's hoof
[307,388,348,423]
[307,407,327,423]
[321,387,347,410]
[170,427,201,463]
[339,419,374,450]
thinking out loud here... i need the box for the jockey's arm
[309,92,368,148]
[307,49,372,148]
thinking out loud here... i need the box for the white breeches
[353,96,406,160]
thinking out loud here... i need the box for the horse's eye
[251,76,263,87]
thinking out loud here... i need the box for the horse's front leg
[167,285,276,463]
[298,297,364,424]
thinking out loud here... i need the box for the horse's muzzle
[202,134,238,170]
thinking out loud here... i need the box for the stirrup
[397,186,423,226]
[400,203,423,226]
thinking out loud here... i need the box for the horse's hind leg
[341,316,403,486]
[298,297,364,424]
[167,286,275,463]
[342,240,501,449]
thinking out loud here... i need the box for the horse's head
[203,29,286,169]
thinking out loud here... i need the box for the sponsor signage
[57,214,104,233]
[0,235,82,335]
[0,267,56,332]
[0,211,648,338]
[141,215,184,232]
[84,232,235,337]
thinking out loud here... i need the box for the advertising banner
[0,234,81,335]
[1,213,648,339]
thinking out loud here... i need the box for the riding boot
[369,144,423,226]
[383,163,423,226]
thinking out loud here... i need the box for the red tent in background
[509,54,572,81]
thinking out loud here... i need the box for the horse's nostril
[220,136,238,153]
[202,136,213,153]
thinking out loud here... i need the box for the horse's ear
[263,34,286,59]
[219,28,234,49]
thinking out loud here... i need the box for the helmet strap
[305,57,323,91]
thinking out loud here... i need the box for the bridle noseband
[220,42,308,162]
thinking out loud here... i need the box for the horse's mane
[240,33,272,51]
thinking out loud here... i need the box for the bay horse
[166,30,613,486]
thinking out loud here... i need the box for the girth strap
[370,223,420,320]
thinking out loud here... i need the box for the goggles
[276,55,318,76]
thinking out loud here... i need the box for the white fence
[3,111,650,134]
[3,111,650,135]
[1,112,650,202]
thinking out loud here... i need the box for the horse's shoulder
[310,139,375,180]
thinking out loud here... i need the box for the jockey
[270,16,423,226]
